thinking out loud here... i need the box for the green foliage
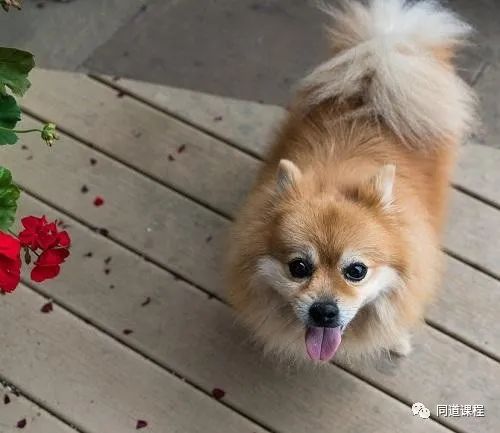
[0,40,58,229]
[0,47,34,96]
[0,94,20,144]
[0,47,34,145]
[0,47,58,146]
[0,166,20,230]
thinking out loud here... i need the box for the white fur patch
[359,265,401,305]
[334,265,401,325]
[253,256,301,298]
[299,0,476,146]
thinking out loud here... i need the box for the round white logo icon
[412,402,430,419]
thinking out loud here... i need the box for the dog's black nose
[309,302,340,327]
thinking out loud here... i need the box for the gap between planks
[20,105,233,222]
[12,104,496,359]
[13,120,500,364]
[0,284,272,433]
[0,377,84,433]
[19,105,500,285]
[89,74,263,160]
[17,278,280,433]
[93,74,500,212]
[17,105,500,310]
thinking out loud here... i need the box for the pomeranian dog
[227,0,476,363]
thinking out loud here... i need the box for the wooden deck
[0,68,498,433]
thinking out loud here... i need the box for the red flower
[19,215,70,251]
[0,232,21,293]
[31,247,70,283]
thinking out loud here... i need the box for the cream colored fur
[226,0,477,364]
[300,0,476,146]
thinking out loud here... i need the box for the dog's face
[251,160,406,361]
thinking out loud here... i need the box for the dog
[226,0,476,363]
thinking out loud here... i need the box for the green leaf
[0,93,20,144]
[0,47,34,96]
[0,166,20,230]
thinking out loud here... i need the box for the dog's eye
[343,262,367,282]
[288,258,314,279]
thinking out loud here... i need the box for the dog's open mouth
[305,326,342,361]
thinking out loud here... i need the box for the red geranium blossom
[19,215,70,251]
[0,231,21,292]
[31,247,70,283]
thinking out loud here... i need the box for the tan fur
[226,0,475,364]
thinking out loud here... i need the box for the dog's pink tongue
[305,327,342,361]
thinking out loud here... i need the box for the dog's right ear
[276,159,302,195]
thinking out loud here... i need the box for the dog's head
[250,159,408,361]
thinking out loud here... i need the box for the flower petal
[21,215,46,230]
[37,232,59,250]
[0,255,21,292]
[18,230,37,249]
[0,231,21,257]
[57,231,71,248]
[35,248,70,266]
[31,265,60,282]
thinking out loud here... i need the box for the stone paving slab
[1,0,499,148]
[0,0,149,69]
[84,0,328,106]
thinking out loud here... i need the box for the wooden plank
[13,196,449,433]
[455,143,500,207]
[430,256,500,359]
[6,116,500,354]
[96,74,285,158]
[7,114,500,359]
[100,73,500,207]
[0,384,77,433]
[8,110,500,294]
[346,327,499,433]
[6,116,227,298]
[24,69,259,217]
[445,190,500,278]
[0,286,268,433]
[17,185,500,362]
[21,70,500,278]
[14,197,500,432]
[9,69,498,430]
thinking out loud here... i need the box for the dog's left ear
[368,164,396,208]
[276,159,302,195]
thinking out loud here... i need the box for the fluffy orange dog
[227,0,476,363]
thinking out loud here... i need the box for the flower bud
[41,123,59,146]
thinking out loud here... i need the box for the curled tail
[299,0,477,147]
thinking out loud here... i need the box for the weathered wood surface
[4,115,499,359]
[0,384,77,433]
[14,189,499,433]
[100,73,500,207]
[13,194,451,433]
[95,74,285,158]
[0,69,495,433]
[0,286,269,433]
[22,70,500,279]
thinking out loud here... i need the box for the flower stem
[0,126,42,134]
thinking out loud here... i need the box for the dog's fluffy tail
[299,0,477,147]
